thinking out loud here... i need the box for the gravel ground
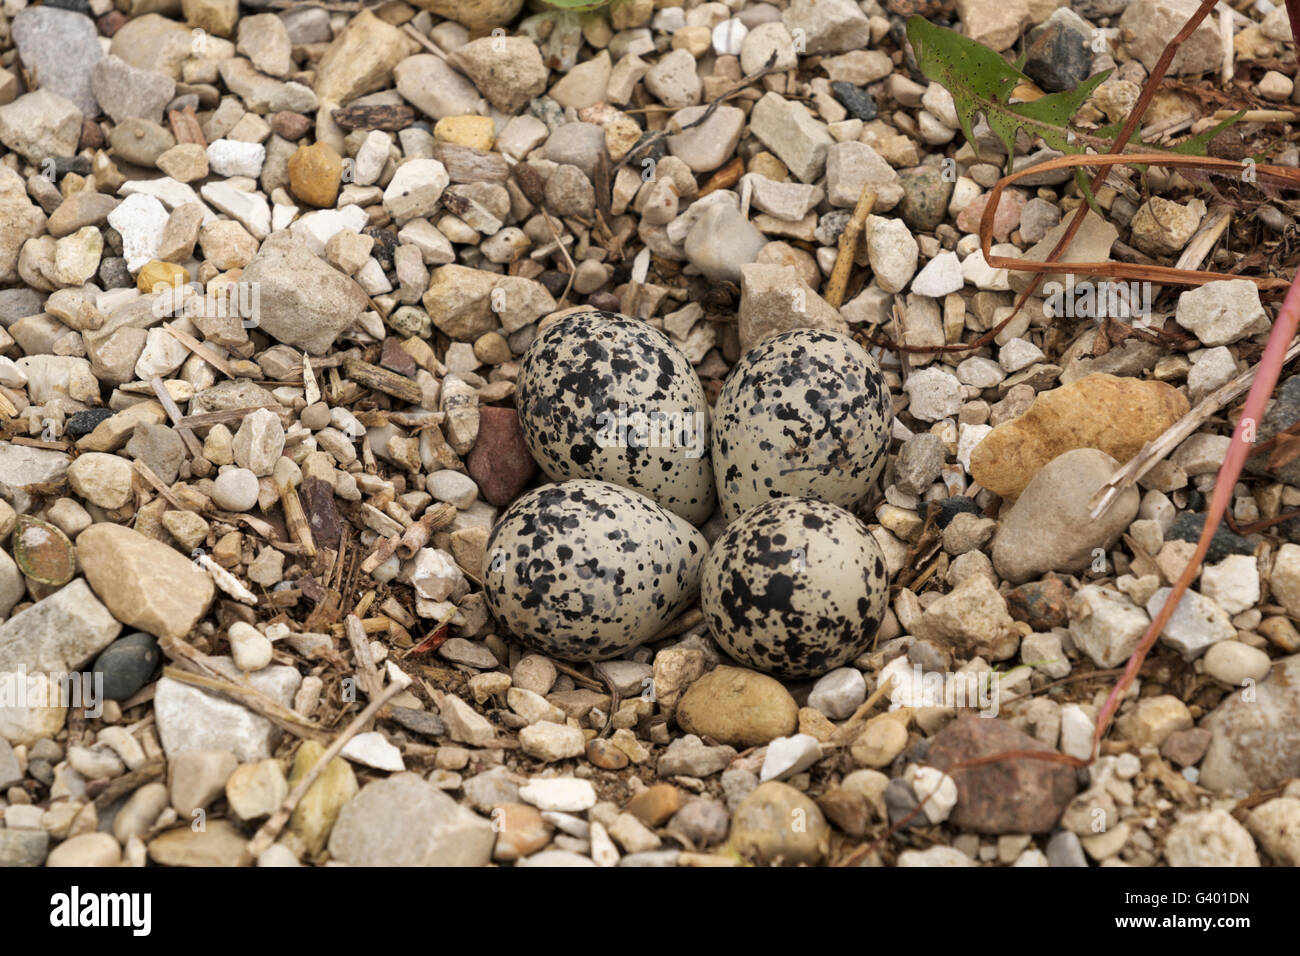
[0,0,1298,868]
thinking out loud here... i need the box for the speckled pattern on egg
[701,497,890,679]
[712,328,892,523]
[516,310,716,524]
[484,479,708,662]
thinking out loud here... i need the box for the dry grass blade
[978,152,1300,289]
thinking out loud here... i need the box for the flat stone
[77,523,214,641]
[970,374,1189,499]
[13,7,103,117]
[154,656,301,762]
[925,715,1077,834]
[991,448,1140,584]
[0,577,121,674]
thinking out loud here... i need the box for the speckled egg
[701,497,889,679]
[712,328,892,523]
[484,479,709,661]
[517,310,716,524]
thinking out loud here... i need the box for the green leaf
[906,16,1238,170]
[1169,110,1244,155]
[907,16,1113,168]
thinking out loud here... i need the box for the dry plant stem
[1092,273,1300,752]
[824,186,876,308]
[244,677,406,863]
[345,614,385,702]
[1006,0,1221,306]
[1090,338,1300,517]
[978,152,1299,289]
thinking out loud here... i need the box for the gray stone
[91,55,176,125]
[991,449,1139,584]
[328,772,495,866]
[238,231,370,354]
[1200,654,1300,795]
[0,578,121,674]
[154,656,302,762]
[13,7,104,118]
[0,829,49,867]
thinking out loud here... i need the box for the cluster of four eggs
[484,311,895,680]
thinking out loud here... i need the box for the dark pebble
[363,227,398,271]
[66,407,115,438]
[90,632,160,701]
[44,0,93,13]
[50,156,91,179]
[27,758,54,786]
[99,256,132,289]
[1005,574,1071,630]
[538,269,569,299]
[1023,16,1092,93]
[587,291,621,313]
[884,777,920,828]
[387,706,447,739]
[831,81,877,121]
[1166,512,1253,562]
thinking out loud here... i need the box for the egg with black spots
[484,479,708,661]
[701,497,889,679]
[517,310,715,524]
[712,328,892,522]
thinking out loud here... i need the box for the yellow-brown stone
[433,115,495,151]
[287,141,343,209]
[136,259,188,294]
[969,373,1189,499]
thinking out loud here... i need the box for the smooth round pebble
[211,467,261,512]
[1203,641,1272,686]
[90,631,160,701]
[229,621,273,672]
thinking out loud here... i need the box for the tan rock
[969,373,1188,499]
[313,9,413,106]
[76,523,215,640]
[288,141,343,209]
[676,665,798,747]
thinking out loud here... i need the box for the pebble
[90,631,160,701]
[1163,809,1259,866]
[1200,654,1300,793]
[675,666,798,747]
[212,467,261,512]
[926,717,1078,834]
[1203,641,1272,686]
[1145,587,1234,659]
[807,667,867,720]
[730,781,830,865]
[518,777,598,812]
[1175,279,1268,346]
[991,448,1139,584]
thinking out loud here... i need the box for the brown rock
[491,802,550,861]
[313,9,412,106]
[675,665,798,748]
[288,141,343,208]
[625,783,684,826]
[969,373,1188,499]
[1005,574,1070,630]
[466,405,538,507]
[585,737,629,769]
[271,111,312,141]
[300,477,341,550]
[817,787,869,837]
[76,523,215,640]
[1160,727,1212,767]
[924,715,1078,834]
